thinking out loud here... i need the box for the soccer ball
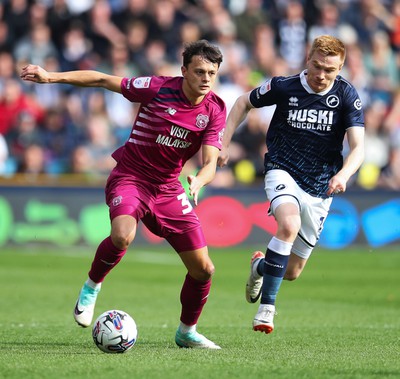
[92,310,137,353]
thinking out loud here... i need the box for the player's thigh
[292,195,332,259]
[146,182,205,245]
[264,169,301,214]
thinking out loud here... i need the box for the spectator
[0,51,16,80]
[59,21,94,71]
[41,106,82,173]
[277,0,307,74]
[1,0,398,191]
[378,130,400,190]
[0,133,10,175]
[251,23,278,78]
[68,144,95,175]
[363,30,399,105]
[342,43,373,109]
[16,143,48,176]
[82,114,117,175]
[13,23,59,67]
[0,78,44,135]
[47,0,74,49]
[0,20,14,52]
[307,2,348,43]
[86,0,126,59]
[125,20,151,74]
[357,101,390,189]
[340,0,389,50]
[232,0,272,49]
[3,0,31,42]
[148,0,186,60]
[6,111,43,167]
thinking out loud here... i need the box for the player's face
[306,51,344,93]
[181,55,219,105]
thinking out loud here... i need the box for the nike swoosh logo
[74,302,84,315]
[100,259,115,266]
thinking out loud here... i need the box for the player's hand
[187,174,202,206]
[327,174,347,196]
[20,64,50,83]
[217,146,229,168]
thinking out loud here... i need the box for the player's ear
[181,65,187,77]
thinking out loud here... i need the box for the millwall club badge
[196,114,209,129]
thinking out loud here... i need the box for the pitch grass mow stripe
[0,247,399,379]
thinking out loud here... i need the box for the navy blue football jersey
[249,70,364,198]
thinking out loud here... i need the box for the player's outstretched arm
[218,92,253,167]
[20,64,123,93]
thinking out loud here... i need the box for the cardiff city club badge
[196,114,209,129]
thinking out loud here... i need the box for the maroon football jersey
[112,76,226,184]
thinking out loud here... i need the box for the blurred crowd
[1,0,400,190]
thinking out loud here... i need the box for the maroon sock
[88,236,126,283]
[180,274,211,326]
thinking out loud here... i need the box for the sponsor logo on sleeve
[354,98,362,110]
[259,79,271,95]
[218,129,225,144]
[133,77,151,89]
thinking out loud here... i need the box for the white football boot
[245,251,264,303]
[73,282,101,327]
[253,304,276,334]
[175,329,221,349]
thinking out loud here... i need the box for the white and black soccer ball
[92,310,137,353]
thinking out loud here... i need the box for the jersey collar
[300,70,335,96]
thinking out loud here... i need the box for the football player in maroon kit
[21,40,226,349]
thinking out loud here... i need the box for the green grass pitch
[0,245,399,379]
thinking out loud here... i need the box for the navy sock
[260,248,289,305]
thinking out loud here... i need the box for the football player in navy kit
[218,35,365,334]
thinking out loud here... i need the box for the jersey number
[177,193,193,215]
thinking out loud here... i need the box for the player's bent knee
[284,271,300,281]
[284,266,303,281]
[190,263,215,281]
[111,234,132,250]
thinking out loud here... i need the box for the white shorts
[264,170,332,260]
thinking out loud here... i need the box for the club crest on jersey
[112,196,122,206]
[326,95,339,108]
[133,77,151,89]
[196,114,209,129]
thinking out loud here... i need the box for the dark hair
[182,40,223,68]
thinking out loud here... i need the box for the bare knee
[277,218,301,241]
[284,270,301,281]
[110,234,131,250]
[284,259,306,281]
[110,215,137,250]
[190,262,215,281]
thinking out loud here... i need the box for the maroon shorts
[105,172,206,253]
